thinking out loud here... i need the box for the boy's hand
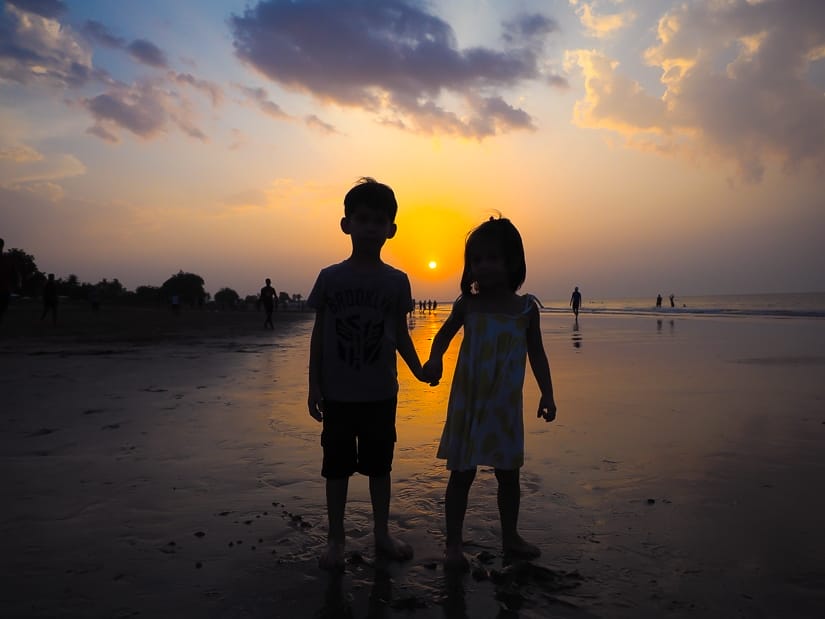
[537,395,556,422]
[308,388,324,422]
[422,359,442,386]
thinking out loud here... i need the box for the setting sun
[428,261,438,270]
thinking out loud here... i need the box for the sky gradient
[1,0,824,302]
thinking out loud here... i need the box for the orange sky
[1,0,823,301]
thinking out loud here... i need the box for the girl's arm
[423,296,466,384]
[307,309,325,421]
[526,301,557,421]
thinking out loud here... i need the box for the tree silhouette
[160,271,205,308]
[214,287,239,309]
[7,248,39,296]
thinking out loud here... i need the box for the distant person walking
[260,278,278,329]
[656,294,662,308]
[669,294,675,308]
[570,286,582,317]
[0,238,20,324]
[422,216,557,570]
[41,273,58,325]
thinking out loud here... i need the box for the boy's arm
[526,302,557,422]
[307,308,325,422]
[395,315,428,383]
[422,297,465,385]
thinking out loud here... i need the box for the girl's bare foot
[374,532,413,561]
[443,542,470,571]
[319,540,346,570]
[503,534,541,559]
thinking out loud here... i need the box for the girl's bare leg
[444,469,476,569]
[495,468,540,558]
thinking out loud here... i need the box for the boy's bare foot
[503,534,541,559]
[374,532,413,562]
[443,543,470,571]
[319,540,346,571]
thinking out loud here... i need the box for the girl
[422,216,557,569]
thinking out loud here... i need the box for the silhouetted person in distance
[669,293,675,308]
[260,277,277,329]
[0,238,20,324]
[570,286,582,317]
[41,273,58,325]
[656,294,662,308]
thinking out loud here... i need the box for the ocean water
[531,291,825,319]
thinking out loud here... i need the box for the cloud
[572,1,636,37]
[0,141,85,202]
[82,80,208,142]
[169,72,224,106]
[567,0,825,182]
[82,19,125,48]
[304,114,338,134]
[6,0,66,19]
[230,0,561,138]
[0,2,94,87]
[236,85,290,119]
[127,38,168,68]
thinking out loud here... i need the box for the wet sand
[2,304,824,618]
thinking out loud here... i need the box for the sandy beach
[2,302,824,618]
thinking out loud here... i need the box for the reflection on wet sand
[572,318,582,349]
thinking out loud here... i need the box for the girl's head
[460,216,526,296]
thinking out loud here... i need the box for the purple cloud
[230,0,560,138]
[128,39,168,68]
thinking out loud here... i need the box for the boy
[307,177,427,570]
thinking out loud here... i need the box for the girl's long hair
[459,216,527,296]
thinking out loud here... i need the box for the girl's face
[468,240,508,292]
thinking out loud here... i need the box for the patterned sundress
[437,294,537,471]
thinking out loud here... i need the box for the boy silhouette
[307,177,428,570]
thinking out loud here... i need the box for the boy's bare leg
[495,468,540,559]
[444,469,475,570]
[320,477,348,570]
[370,473,413,561]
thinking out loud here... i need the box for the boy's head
[343,177,398,221]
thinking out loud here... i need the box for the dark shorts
[321,397,397,479]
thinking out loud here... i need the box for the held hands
[537,395,557,423]
[421,358,443,386]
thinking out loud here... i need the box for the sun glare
[428,260,438,269]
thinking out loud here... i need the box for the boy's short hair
[344,177,398,221]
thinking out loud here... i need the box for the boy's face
[341,205,397,249]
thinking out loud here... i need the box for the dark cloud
[503,13,559,45]
[6,0,66,19]
[0,2,93,86]
[85,90,166,138]
[82,81,207,142]
[82,20,125,48]
[230,0,559,138]
[128,39,168,68]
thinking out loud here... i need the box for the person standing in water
[422,216,557,569]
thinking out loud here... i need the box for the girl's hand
[422,359,442,386]
[537,395,556,422]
